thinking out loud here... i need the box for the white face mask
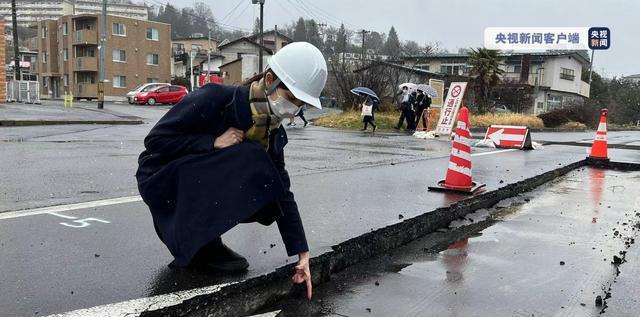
[267,88,301,119]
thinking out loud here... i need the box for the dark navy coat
[136,83,308,267]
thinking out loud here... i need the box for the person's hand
[214,128,244,150]
[292,251,312,300]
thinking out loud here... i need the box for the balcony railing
[75,57,98,71]
[73,29,98,45]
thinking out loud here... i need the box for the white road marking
[46,282,234,317]
[471,149,519,157]
[0,196,142,221]
[47,212,78,220]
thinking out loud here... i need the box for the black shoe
[304,122,308,127]
[394,126,400,130]
[194,239,249,272]
[372,126,377,133]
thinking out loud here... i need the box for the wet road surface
[1,102,639,316]
[261,167,640,317]
[1,144,586,316]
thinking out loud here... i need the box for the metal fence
[6,80,40,104]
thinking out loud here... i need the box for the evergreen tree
[383,26,401,57]
[293,17,307,42]
[306,19,323,49]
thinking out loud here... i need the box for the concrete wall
[220,60,242,85]
[219,41,268,63]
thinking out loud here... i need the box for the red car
[135,85,188,105]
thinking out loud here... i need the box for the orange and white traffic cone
[429,107,485,194]
[588,109,609,161]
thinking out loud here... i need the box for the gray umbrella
[417,84,438,98]
[350,87,380,101]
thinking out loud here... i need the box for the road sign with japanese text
[436,82,467,137]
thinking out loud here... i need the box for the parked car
[134,85,188,105]
[126,83,169,104]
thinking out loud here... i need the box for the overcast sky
[171,0,638,77]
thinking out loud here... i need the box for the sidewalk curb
[141,160,589,317]
[0,120,144,127]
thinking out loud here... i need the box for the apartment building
[0,0,148,27]
[37,14,170,100]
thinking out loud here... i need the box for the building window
[146,53,159,65]
[191,44,203,51]
[146,28,159,41]
[112,23,127,36]
[113,75,127,88]
[63,74,69,86]
[63,22,68,35]
[548,94,562,110]
[63,48,68,61]
[147,78,160,83]
[42,51,48,63]
[560,68,575,81]
[416,64,430,71]
[41,26,47,38]
[514,65,522,73]
[112,49,127,62]
[440,64,466,75]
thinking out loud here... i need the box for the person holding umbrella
[135,42,327,299]
[350,86,380,132]
[360,96,378,132]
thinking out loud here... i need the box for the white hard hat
[267,42,327,109]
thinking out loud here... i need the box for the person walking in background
[395,86,412,130]
[360,96,378,132]
[405,90,417,131]
[414,89,431,130]
[286,105,308,127]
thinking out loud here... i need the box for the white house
[401,51,592,114]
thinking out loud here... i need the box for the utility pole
[318,22,327,42]
[190,50,195,91]
[97,0,106,109]
[588,49,595,86]
[274,24,278,52]
[11,0,20,80]
[252,0,265,72]
[360,29,369,67]
[206,29,211,82]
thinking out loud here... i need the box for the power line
[146,0,251,32]
[299,0,371,32]
[218,0,244,24]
